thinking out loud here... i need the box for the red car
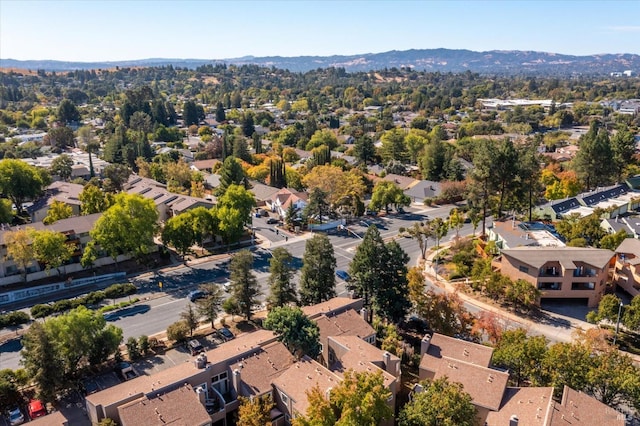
[27,400,47,420]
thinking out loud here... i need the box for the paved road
[0,204,476,370]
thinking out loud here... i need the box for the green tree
[216,205,245,247]
[0,369,25,413]
[89,192,158,263]
[354,135,376,165]
[349,225,386,318]
[45,126,75,149]
[267,247,297,307]
[432,217,449,248]
[43,200,73,224]
[56,99,80,124]
[195,283,225,328]
[306,129,338,151]
[448,209,463,238]
[180,303,199,337]
[102,163,132,193]
[623,295,640,331]
[599,229,628,250]
[407,221,433,260]
[467,139,496,235]
[183,100,199,126]
[376,240,411,323]
[228,249,260,321]
[379,128,407,163]
[292,386,336,426]
[4,229,35,282]
[0,159,46,215]
[329,369,393,425]
[399,377,476,426]
[162,212,198,260]
[369,180,410,213]
[50,154,74,181]
[263,306,320,358]
[78,125,99,178]
[216,156,246,196]
[20,321,64,403]
[610,125,636,182]
[79,184,112,214]
[43,306,122,381]
[573,122,614,189]
[215,102,226,122]
[0,198,13,224]
[492,328,548,386]
[29,229,74,276]
[237,395,274,426]
[299,234,336,305]
[586,294,623,324]
[217,183,256,226]
[166,320,190,343]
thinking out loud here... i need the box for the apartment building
[613,238,640,297]
[418,333,624,425]
[499,247,615,307]
[86,298,401,426]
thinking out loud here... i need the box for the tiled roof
[381,173,418,190]
[272,357,341,417]
[328,336,398,387]
[615,237,640,255]
[117,384,211,426]
[230,341,295,397]
[301,297,364,319]
[501,247,614,270]
[432,355,509,411]
[548,386,625,425]
[86,330,277,408]
[485,387,554,426]
[315,309,375,341]
[424,333,494,367]
[0,213,101,245]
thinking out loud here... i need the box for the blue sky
[1,0,639,62]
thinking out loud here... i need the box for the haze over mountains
[2,48,639,75]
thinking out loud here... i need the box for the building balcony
[571,282,595,291]
[538,282,562,291]
[539,268,561,277]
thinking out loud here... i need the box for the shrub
[138,335,150,356]
[0,311,30,328]
[126,337,140,360]
[52,299,73,313]
[166,320,190,343]
[30,304,53,319]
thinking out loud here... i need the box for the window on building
[519,265,529,273]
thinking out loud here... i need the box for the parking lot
[0,331,232,426]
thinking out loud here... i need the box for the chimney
[360,307,368,322]
[509,415,519,426]
[383,351,400,376]
[195,386,206,404]
[232,368,242,392]
[420,334,432,356]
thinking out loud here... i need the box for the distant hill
[2,49,639,75]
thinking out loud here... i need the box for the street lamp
[613,301,623,346]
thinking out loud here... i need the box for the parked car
[27,400,46,420]
[188,290,207,302]
[8,406,25,425]
[335,270,351,282]
[188,339,204,355]
[266,217,279,224]
[217,327,235,341]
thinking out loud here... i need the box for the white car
[8,407,25,425]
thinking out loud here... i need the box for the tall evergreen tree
[215,101,226,122]
[216,156,246,196]
[267,247,297,307]
[349,225,386,321]
[183,100,199,126]
[299,234,336,305]
[573,121,614,189]
[228,249,260,321]
[20,322,64,403]
[376,240,410,323]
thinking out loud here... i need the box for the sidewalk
[421,245,640,364]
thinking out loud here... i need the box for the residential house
[601,216,640,239]
[404,180,441,204]
[28,181,84,223]
[381,173,418,191]
[498,247,615,307]
[488,220,565,250]
[191,159,221,173]
[266,188,308,218]
[612,238,640,297]
[418,333,624,425]
[249,182,281,208]
[535,184,640,220]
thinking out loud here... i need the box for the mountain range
[1,48,639,75]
